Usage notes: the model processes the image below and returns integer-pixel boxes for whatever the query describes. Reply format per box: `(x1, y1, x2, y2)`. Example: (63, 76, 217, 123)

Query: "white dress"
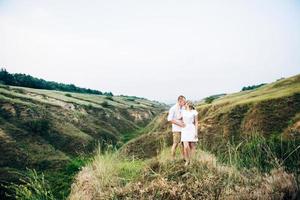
(181, 110, 198, 142)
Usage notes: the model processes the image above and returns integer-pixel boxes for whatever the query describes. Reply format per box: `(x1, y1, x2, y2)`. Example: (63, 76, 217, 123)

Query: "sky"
(0, 0, 300, 103)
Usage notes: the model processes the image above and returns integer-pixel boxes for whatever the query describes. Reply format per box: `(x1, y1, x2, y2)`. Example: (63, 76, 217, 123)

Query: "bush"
(13, 88, 25, 94)
(105, 96, 114, 101)
(0, 84, 10, 90)
(204, 96, 215, 104)
(202, 133, 300, 173)
(68, 150, 145, 199)
(104, 92, 113, 96)
(204, 94, 226, 104)
(65, 157, 90, 175)
(86, 104, 94, 109)
(101, 101, 109, 108)
(23, 118, 51, 136)
(5, 169, 55, 200)
(65, 93, 72, 97)
(241, 83, 266, 91)
(126, 98, 135, 102)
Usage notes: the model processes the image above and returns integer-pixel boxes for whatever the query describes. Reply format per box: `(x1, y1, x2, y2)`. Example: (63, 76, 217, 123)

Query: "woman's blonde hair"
(186, 100, 195, 110)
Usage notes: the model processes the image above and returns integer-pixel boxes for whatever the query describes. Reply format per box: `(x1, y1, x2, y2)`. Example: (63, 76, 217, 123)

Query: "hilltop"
(0, 84, 166, 199)
(122, 74, 300, 159)
(68, 74, 300, 199)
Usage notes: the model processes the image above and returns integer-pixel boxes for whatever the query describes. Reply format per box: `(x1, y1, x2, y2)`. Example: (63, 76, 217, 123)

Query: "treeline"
(0, 68, 113, 96)
(241, 83, 266, 91)
(204, 93, 226, 104)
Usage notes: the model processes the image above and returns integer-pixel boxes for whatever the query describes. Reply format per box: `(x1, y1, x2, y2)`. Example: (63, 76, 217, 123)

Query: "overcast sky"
(1, 0, 299, 103)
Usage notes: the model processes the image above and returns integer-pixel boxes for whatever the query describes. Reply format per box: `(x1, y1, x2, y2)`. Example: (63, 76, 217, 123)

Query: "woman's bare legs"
(183, 141, 190, 166)
(189, 142, 196, 160)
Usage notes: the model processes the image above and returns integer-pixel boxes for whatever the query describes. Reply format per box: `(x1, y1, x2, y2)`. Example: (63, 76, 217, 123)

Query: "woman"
(181, 101, 198, 166)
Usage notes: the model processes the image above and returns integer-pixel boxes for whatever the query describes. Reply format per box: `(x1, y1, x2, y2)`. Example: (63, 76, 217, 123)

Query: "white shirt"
(167, 103, 185, 132)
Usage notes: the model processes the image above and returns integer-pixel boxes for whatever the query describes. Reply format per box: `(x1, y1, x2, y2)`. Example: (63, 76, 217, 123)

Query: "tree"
(0, 68, 114, 95)
(241, 83, 266, 91)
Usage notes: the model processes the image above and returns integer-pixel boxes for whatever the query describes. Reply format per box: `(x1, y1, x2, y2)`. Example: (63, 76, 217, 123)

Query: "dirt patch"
(1, 103, 16, 117)
(283, 119, 300, 139)
(27, 92, 76, 110)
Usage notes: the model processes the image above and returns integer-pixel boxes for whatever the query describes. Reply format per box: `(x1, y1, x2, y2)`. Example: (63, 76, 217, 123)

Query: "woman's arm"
(194, 115, 198, 138)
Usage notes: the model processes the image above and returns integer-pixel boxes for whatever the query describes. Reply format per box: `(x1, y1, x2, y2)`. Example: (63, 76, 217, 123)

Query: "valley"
(0, 85, 165, 199)
(1, 74, 300, 199)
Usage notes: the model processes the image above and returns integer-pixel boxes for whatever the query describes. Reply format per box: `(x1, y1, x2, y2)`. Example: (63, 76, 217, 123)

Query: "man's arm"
(170, 119, 184, 127)
(167, 106, 184, 127)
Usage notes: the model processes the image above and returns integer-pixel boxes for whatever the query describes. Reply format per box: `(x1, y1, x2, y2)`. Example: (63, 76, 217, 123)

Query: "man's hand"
(171, 120, 185, 127)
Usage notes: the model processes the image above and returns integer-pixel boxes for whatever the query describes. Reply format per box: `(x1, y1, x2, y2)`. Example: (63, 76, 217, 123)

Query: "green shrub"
(126, 98, 135, 102)
(5, 169, 55, 200)
(65, 93, 72, 97)
(241, 83, 266, 91)
(105, 96, 114, 101)
(101, 101, 109, 108)
(87, 104, 94, 109)
(46, 157, 91, 199)
(202, 133, 300, 173)
(205, 96, 215, 104)
(23, 118, 51, 136)
(204, 94, 226, 104)
(0, 84, 10, 89)
(13, 88, 25, 94)
(66, 157, 90, 175)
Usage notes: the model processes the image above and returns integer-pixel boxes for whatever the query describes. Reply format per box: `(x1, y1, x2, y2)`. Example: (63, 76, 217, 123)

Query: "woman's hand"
(178, 120, 185, 127)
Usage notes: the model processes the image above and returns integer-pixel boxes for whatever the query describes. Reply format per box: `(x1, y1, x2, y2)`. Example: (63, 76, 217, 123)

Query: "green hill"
(197, 74, 300, 144)
(122, 74, 300, 159)
(0, 85, 165, 199)
(84, 74, 300, 199)
(3, 74, 300, 200)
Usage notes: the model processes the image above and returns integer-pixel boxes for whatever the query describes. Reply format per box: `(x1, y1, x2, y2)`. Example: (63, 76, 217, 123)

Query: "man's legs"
(171, 143, 178, 159)
(171, 132, 181, 159)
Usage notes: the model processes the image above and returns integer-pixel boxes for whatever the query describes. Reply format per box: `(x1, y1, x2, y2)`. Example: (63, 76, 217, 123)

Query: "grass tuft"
(4, 169, 55, 200)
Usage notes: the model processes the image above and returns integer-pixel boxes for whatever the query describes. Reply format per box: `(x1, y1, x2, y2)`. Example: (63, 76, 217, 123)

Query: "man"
(167, 95, 186, 160)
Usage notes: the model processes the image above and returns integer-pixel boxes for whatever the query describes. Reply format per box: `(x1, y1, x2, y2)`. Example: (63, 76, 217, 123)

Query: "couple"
(167, 95, 198, 166)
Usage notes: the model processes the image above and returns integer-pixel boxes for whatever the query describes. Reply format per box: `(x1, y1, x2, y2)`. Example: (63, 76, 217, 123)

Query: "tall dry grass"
(3, 169, 55, 200)
(69, 145, 299, 200)
(68, 147, 145, 200)
(115, 149, 298, 199)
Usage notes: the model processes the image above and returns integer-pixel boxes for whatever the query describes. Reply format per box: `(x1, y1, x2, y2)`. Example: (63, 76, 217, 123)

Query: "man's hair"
(178, 95, 186, 101)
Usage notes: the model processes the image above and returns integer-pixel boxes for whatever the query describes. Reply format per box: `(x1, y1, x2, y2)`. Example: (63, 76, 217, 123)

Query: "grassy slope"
(195, 74, 300, 146)
(69, 74, 300, 200)
(69, 147, 298, 200)
(197, 74, 300, 120)
(204, 75, 300, 109)
(0, 85, 165, 199)
(121, 74, 300, 159)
